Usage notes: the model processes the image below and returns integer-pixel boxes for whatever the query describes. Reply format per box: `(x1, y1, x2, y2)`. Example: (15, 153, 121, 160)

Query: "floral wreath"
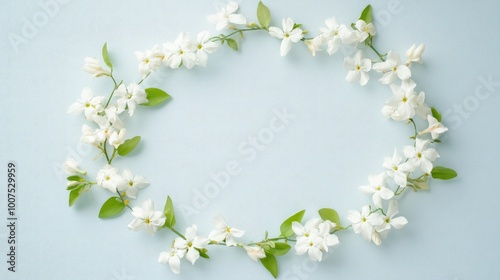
(64, 2, 458, 278)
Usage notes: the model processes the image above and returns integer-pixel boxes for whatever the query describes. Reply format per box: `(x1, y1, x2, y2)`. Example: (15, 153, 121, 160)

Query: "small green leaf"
(163, 196, 176, 228)
(98, 197, 126, 218)
(226, 38, 239, 51)
(260, 252, 278, 278)
(143, 88, 171, 106)
(280, 210, 305, 238)
(198, 249, 210, 259)
(102, 43, 113, 69)
(257, 1, 271, 29)
(66, 183, 85, 191)
(431, 166, 458, 180)
(267, 242, 291, 256)
(117, 136, 141, 156)
(67, 175, 84, 182)
(359, 5, 373, 23)
(318, 208, 341, 227)
(293, 23, 302, 29)
(431, 107, 442, 122)
(69, 188, 82, 206)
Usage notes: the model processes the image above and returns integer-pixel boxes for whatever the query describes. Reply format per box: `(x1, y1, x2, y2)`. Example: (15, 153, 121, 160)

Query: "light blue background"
(1, 0, 499, 279)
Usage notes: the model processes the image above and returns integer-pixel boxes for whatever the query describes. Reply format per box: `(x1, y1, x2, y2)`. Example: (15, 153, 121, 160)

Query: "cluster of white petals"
(292, 218, 339, 261)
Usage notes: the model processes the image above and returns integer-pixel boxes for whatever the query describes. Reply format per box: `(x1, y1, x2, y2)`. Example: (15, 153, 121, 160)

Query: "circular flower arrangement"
(65, 2, 458, 278)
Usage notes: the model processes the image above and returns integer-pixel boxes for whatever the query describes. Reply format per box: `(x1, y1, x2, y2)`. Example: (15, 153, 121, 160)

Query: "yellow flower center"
(144, 218, 151, 224)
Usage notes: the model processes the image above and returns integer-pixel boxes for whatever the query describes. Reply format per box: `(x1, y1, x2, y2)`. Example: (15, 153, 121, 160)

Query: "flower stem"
(368, 43, 386, 62)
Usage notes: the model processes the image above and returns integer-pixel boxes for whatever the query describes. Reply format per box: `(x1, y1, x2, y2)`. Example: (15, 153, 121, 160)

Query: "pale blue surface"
(0, 0, 499, 279)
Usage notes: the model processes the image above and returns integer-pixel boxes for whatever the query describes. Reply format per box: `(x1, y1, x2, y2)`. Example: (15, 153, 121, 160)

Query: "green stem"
(116, 190, 133, 210)
(168, 227, 186, 240)
(104, 75, 122, 108)
(103, 141, 111, 164)
(138, 72, 151, 85)
(368, 43, 386, 62)
(408, 118, 418, 140)
(210, 27, 263, 42)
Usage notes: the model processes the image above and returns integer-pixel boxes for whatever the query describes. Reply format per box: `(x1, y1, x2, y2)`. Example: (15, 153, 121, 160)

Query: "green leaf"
(318, 208, 341, 227)
(163, 196, 176, 228)
(359, 5, 373, 23)
(66, 183, 85, 191)
(198, 249, 210, 259)
(69, 188, 82, 207)
(226, 38, 239, 51)
(98, 197, 126, 218)
(102, 43, 113, 69)
(67, 175, 84, 182)
(267, 242, 291, 256)
(257, 1, 271, 29)
(431, 107, 442, 122)
(260, 252, 278, 278)
(431, 166, 458, 180)
(143, 88, 171, 106)
(280, 210, 305, 238)
(117, 136, 141, 156)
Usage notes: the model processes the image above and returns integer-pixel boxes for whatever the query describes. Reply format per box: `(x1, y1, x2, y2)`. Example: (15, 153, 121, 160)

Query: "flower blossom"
(195, 31, 219, 67)
(96, 165, 127, 193)
(382, 79, 418, 121)
(419, 115, 448, 140)
(354, 20, 376, 43)
(158, 248, 185, 274)
(373, 51, 411, 84)
(383, 149, 413, 188)
(174, 225, 209, 265)
(292, 218, 339, 261)
(121, 169, 148, 199)
(135, 46, 163, 77)
(344, 50, 371, 86)
(372, 200, 408, 245)
(83, 57, 110, 77)
(244, 246, 266, 262)
(359, 173, 394, 208)
(128, 199, 166, 235)
(63, 157, 87, 175)
(403, 138, 440, 173)
(208, 214, 245, 246)
(347, 205, 383, 241)
(115, 83, 148, 116)
(163, 33, 197, 69)
(406, 43, 425, 65)
(67, 87, 104, 121)
(207, 1, 246, 31)
(269, 18, 304, 57)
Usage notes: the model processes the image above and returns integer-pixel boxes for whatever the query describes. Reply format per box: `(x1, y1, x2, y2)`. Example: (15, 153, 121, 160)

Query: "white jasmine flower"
(404, 138, 440, 173)
(135, 46, 162, 77)
(92, 115, 115, 143)
(319, 17, 354, 54)
(406, 43, 425, 64)
(128, 199, 166, 235)
(244, 246, 266, 262)
(208, 214, 245, 246)
(121, 169, 149, 199)
(195, 31, 219, 67)
(383, 149, 413, 188)
(207, 1, 246, 31)
(163, 33, 197, 69)
(415, 91, 431, 119)
(67, 87, 104, 121)
(158, 248, 186, 274)
(354, 20, 376, 43)
(305, 36, 324, 56)
(293, 219, 339, 261)
(115, 83, 148, 116)
(359, 173, 394, 208)
(109, 128, 126, 149)
(80, 125, 100, 145)
(63, 157, 86, 175)
(373, 51, 411, 84)
(419, 115, 448, 140)
(104, 105, 124, 129)
(174, 225, 209, 265)
(96, 165, 127, 193)
(382, 79, 417, 121)
(83, 57, 110, 77)
(269, 18, 304, 57)
(344, 50, 371, 86)
(347, 205, 383, 241)
(377, 200, 408, 232)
